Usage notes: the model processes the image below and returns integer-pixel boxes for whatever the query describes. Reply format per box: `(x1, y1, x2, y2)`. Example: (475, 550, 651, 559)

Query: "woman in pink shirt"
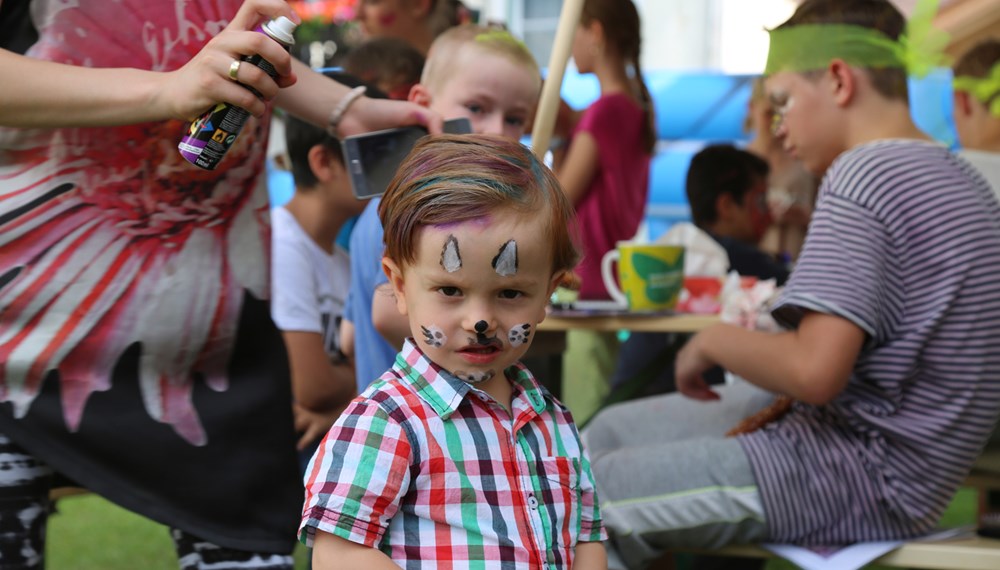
(555, 0, 655, 423)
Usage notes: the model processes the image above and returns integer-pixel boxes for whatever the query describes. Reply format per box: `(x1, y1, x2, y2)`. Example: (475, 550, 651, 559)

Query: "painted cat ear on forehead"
(441, 235, 462, 273)
(492, 240, 517, 276)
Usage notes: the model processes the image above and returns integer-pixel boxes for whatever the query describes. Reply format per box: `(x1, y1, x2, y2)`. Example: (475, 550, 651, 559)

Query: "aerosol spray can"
(178, 16, 297, 170)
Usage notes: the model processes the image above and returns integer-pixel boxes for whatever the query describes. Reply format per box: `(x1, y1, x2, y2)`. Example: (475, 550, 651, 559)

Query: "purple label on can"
(178, 102, 247, 170)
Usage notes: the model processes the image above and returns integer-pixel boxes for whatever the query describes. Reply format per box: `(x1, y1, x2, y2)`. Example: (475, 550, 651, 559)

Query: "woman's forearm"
(0, 50, 168, 127)
(273, 59, 351, 127)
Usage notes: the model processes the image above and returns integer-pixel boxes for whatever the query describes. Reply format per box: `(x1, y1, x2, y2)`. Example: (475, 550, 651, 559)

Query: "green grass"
(47, 487, 979, 569)
(46, 494, 309, 569)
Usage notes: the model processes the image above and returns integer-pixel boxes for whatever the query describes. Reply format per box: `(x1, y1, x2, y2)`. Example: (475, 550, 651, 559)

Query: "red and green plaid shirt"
(300, 340, 605, 568)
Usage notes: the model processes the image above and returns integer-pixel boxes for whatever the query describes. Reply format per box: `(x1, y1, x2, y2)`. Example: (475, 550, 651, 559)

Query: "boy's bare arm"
(282, 331, 356, 412)
(339, 319, 356, 362)
(555, 131, 600, 205)
(312, 532, 399, 570)
(572, 541, 608, 570)
(676, 311, 865, 405)
(371, 284, 410, 349)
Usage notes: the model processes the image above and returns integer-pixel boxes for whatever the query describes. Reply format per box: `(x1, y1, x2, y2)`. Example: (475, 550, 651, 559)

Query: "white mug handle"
(601, 249, 628, 306)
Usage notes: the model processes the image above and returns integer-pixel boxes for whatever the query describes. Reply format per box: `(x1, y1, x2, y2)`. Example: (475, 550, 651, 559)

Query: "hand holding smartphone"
(342, 117, 473, 199)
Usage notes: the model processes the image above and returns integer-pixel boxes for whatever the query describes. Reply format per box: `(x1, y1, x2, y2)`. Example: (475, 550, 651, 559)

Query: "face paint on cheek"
(508, 323, 532, 347)
(441, 235, 462, 273)
(750, 205, 772, 241)
(421, 325, 447, 348)
(771, 96, 795, 135)
(456, 369, 495, 384)
(492, 240, 518, 276)
(378, 12, 397, 27)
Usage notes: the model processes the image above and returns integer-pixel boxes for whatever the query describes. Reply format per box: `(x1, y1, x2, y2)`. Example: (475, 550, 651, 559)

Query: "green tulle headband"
(953, 62, 1000, 118)
(764, 0, 949, 78)
(475, 29, 530, 53)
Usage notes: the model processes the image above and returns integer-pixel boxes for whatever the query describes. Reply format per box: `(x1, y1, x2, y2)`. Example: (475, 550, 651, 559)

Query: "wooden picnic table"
(538, 310, 720, 334)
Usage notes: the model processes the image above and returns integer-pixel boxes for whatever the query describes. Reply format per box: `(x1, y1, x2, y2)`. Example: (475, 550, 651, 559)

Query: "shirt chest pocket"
(533, 456, 582, 547)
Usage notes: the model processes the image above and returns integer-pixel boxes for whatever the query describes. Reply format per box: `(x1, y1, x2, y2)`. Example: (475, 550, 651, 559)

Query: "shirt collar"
(391, 339, 550, 419)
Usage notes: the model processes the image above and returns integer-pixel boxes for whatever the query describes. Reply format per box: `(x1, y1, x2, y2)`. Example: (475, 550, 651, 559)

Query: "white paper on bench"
(761, 526, 974, 570)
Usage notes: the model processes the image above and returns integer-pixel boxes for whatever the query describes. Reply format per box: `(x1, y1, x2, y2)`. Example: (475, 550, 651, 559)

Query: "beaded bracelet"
(326, 85, 367, 137)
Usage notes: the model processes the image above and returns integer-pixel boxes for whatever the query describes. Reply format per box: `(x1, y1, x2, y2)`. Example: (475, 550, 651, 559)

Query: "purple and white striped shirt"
(741, 140, 1000, 544)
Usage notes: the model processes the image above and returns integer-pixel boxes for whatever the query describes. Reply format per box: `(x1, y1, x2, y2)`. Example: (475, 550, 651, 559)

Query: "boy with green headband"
(953, 39, 1000, 192)
(582, 1, 1000, 567)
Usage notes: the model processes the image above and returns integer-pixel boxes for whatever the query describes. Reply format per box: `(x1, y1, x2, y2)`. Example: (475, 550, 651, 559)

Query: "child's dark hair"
(581, 0, 656, 153)
(285, 73, 386, 188)
(954, 39, 1000, 78)
(686, 144, 770, 230)
(342, 38, 425, 100)
(776, 0, 908, 102)
(378, 134, 580, 275)
(428, 0, 470, 37)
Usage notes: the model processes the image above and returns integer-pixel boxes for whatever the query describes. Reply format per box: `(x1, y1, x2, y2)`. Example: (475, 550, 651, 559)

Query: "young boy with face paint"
(582, 1, 1000, 568)
(343, 25, 542, 394)
(301, 135, 607, 569)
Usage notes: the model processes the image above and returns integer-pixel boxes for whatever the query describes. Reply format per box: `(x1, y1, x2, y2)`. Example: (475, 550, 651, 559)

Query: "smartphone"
(342, 117, 473, 199)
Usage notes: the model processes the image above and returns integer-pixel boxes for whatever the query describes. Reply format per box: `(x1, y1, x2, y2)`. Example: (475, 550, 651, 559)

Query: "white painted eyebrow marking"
(441, 235, 462, 273)
(492, 240, 517, 276)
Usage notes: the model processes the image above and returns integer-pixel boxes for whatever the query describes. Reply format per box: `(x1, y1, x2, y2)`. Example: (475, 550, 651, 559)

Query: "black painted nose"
(474, 320, 488, 333)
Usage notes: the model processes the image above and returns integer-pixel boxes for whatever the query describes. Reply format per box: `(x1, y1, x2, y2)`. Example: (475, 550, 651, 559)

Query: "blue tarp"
(560, 67, 958, 239)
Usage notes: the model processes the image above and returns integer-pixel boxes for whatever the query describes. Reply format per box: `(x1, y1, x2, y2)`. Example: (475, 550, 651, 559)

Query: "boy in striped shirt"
(584, 1, 1000, 567)
(301, 135, 607, 569)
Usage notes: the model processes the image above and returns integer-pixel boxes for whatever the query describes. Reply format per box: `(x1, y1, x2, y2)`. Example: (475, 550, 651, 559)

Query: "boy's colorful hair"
(767, 0, 948, 102)
(581, 0, 656, 153)
(420, 24, 540, 94)
(342, 37, 425, 101)
(378, 134, 579, 275)
(953, 39, 1000, 118)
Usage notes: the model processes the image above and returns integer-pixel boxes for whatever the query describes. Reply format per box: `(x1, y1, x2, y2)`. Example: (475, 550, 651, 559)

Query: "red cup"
(678, 276, 724, 314)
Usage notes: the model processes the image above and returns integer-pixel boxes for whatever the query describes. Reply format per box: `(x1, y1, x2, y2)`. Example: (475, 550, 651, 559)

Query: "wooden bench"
(675, 450, 1000, 569)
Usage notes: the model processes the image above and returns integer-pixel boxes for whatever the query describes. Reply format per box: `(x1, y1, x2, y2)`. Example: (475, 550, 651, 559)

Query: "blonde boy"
(302, 135, 607, 568)
(344, 25, 542, 390)
(582, 1, 1000, 568)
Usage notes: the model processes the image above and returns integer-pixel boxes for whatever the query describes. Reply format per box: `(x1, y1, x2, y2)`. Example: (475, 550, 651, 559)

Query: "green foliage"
(294, 17, 334, 46)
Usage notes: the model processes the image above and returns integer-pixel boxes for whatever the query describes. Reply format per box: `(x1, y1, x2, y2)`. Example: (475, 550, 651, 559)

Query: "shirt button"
(528, 494, 538, 510)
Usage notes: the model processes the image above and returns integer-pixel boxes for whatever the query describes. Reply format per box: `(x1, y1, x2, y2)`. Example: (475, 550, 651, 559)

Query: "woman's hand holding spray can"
(178, 16, 297, 170)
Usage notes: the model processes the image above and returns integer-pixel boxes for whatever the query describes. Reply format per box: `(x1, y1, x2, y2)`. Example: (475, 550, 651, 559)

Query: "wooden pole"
(530, 0, 585, 159)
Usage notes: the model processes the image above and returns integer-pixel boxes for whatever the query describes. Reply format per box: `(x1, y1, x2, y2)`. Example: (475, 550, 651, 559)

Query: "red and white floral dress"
(0, 0, 300, 553)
